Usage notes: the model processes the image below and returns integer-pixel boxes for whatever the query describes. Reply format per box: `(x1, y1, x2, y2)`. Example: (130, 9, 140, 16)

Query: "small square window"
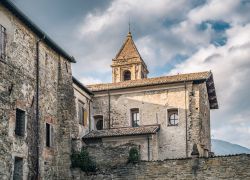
(15, 109, 25, 136)
(168, 109, 178, 126)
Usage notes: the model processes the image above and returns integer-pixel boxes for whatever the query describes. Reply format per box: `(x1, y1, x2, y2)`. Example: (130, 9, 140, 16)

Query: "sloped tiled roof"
(87, 71, 211, 92)
(114, 32, 142, 60)
(83, 125, 160, 139)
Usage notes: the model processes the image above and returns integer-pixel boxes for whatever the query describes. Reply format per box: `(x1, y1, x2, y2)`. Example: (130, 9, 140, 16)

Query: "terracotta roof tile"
(83, 125, 160, 139)
(87, 71, 211, 91)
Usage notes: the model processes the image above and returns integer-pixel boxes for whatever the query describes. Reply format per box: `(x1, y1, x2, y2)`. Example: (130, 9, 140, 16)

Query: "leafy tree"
(71, 149, 96, 172)
(128, 147, 140, 164)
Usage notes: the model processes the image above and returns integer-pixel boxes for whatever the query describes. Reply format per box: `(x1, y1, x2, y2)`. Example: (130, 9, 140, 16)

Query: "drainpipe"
(147, 135, 150, 161)
(88, 98, 91, 131)
(185, 81, 188, 157)
(108, 88, 111, 129)
(35, 35, 45, 180)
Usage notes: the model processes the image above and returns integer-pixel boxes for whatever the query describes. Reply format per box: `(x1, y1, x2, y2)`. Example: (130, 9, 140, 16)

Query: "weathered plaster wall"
(72, 154, 250, 180)
(73, 84, 91, 138)
(91, 81, 211, 160)
(101, 134, 158, 161)
(92, 83, 191, 159)
(0, 4, 76, 180)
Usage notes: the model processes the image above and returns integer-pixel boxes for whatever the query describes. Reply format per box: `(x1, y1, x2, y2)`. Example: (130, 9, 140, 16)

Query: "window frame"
(131, 108, 140, 127)
(167, 109, 179, 126)
(13, 156, 23, 180)
(94, 115, 103, 130)
(15, 108, 26, 137)
(78, 100, 86, 126)
(0, 24, 6, 60)
(45, 123, 53, 148)
(123, 70, 131, 81)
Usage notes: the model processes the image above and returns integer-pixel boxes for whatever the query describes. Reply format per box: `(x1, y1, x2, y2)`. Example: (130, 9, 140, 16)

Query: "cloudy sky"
(11, 0, 250, 148)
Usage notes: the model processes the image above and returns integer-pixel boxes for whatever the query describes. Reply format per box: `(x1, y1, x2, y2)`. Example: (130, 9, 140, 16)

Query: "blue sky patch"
(150, 54, 189, 77)
(199, 20, 231, 32)
(198, 20, 230, 46)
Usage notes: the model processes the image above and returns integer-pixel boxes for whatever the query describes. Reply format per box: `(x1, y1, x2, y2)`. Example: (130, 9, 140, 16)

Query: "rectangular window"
(15, 109, 25, 136)
(0, 25, 6, 60)
(78, 101, 86, 126)
(46, 123, 53, 147)
(131, 108, 140, 127)
(13, 157, 23, 180)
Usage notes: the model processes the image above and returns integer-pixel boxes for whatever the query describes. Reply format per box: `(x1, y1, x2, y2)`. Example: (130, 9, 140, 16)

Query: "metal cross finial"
(128, 18, 132, 36)
(129, 19, 131, 33)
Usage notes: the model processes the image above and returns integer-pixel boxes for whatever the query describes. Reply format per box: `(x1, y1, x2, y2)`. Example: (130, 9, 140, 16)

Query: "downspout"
(35, 35, 45, 180)
(147, 135, 150, 161)
(88, 98, 91, 131)
(108, 88, 111, 129)
(185, 81, 188, 157)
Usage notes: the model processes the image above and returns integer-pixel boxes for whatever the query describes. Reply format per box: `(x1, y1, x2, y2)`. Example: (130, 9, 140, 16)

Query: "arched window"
(94, 115, 103, 130)
(168, 109, 179, 126)
(96, 120, 103, 130)
(123, 70, 131, 81)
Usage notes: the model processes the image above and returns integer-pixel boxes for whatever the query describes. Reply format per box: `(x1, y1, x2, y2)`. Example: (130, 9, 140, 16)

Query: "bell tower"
(111, 31, 149, 83)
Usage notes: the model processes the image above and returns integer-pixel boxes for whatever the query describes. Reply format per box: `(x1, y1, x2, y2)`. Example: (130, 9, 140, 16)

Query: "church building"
(81, 31, 218, 160)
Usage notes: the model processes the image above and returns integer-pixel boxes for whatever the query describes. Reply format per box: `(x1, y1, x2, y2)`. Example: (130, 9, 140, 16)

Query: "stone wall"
(72, 154, 250, 180)
(0, 4, 76, 180)
(83, 143, 138, 169)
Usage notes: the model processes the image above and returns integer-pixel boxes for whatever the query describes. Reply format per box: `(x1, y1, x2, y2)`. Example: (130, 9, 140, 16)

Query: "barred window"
(0, 25, 6, 60)
(13, 157, 23, 180)
(15, 109, 25, 136)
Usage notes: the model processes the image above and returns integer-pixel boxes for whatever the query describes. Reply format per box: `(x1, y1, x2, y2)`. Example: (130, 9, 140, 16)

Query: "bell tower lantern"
(111, 31, 149, 83)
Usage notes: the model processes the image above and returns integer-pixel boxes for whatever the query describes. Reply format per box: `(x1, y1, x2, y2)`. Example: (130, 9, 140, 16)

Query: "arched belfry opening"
(123, 70, 131, 81)
(111, 31, 149, 83)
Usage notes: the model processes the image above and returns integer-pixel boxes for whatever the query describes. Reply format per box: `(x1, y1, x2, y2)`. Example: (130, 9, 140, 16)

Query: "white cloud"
(188, 0, 239, 23)
(79, 76, 102, 85)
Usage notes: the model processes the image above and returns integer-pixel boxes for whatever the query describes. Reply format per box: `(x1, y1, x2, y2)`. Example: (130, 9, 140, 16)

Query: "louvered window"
(0, 25, 6, 60)
(15, 109, 25, 136)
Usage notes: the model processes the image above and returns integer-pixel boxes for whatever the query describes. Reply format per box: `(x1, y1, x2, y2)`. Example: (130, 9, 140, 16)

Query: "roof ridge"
(87, 71, 210, 87)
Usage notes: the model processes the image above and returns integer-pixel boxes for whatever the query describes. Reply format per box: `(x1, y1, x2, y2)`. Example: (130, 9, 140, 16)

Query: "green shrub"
(71, 149, 96, 172)
(128, 147, 140, 164)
